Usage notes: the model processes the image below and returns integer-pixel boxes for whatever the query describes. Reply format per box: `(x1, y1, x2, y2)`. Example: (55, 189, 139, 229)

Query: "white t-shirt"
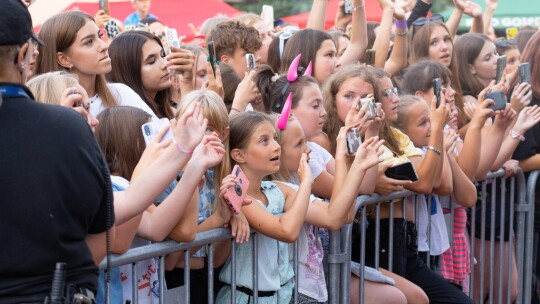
(89, 83, 157, 119)
(307, 141, 333, 180)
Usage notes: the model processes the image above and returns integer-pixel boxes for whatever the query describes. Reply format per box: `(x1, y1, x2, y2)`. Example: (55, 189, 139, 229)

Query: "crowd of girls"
(22, 0, 540, 302)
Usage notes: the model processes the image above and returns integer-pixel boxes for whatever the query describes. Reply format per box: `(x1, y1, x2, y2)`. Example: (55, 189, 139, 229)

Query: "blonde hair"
(392, 95, 425, 133)
(26, 71, 79, 105)
(175, 89, 231, 203)
(271, 114, 298, 182)
(235, 13, 263, 27)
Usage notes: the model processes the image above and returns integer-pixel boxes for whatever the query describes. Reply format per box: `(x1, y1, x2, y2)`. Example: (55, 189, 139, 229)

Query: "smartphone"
(495, 55, 507, 83)
(485, 90, 507, 111)
(245, 53, 256, 72)
(125, 25, 136, 32)
(104, 20, 120, 40)
(346, 128, 362, 155)
(506, 27, 518, 39)
(165, 28, 181, 50)
(207, 41, 217, 77)
(385, 162, 418, 182)
(99, 0, 109, 13)
(261, 5, 274, 26)
(519, 63, 531, 84)
(343, 0, 353, 14)
(358, 96, 377, 119)
(141, 118, 174, 145)
(224, 165, 250, 214)
(432, 78, 442, 108)
(364, 49, 376, 66)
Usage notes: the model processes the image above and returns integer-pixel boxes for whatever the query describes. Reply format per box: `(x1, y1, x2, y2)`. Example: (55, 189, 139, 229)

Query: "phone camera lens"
(144, 126, 151, 136)
(235, 184, 242, 196)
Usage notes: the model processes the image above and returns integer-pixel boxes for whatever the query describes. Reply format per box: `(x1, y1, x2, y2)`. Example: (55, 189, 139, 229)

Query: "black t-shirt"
(513, 97, 540, 229)
(0, 84, 114, 297)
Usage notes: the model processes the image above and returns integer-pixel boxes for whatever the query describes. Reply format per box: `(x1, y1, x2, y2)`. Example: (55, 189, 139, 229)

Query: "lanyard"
(0, 85, 30, 98)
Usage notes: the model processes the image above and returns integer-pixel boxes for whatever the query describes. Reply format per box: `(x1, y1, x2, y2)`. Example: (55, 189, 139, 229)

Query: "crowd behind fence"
(99, 169, 538, 304)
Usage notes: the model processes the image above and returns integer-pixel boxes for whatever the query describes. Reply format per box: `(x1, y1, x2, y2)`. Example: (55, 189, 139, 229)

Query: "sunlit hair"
(26, 71, 78, 105)
(455, 33, 493, 98)
(37, 11, 117, 108)
(235, 13, 263, 27)
(180, 44, 209, 89)
(322, 65, 403, 157)
(392, 95, 425, 133)
(175, 89, 231, 194)
(95, 106, 151, 181)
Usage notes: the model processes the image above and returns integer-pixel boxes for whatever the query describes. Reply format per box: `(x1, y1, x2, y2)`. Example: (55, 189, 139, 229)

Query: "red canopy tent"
(280, 0, 384, 29)
(30, 0, 241, 38)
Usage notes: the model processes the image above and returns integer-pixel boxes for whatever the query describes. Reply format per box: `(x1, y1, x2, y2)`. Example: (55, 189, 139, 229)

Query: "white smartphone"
(141, 118, 174, 145)
(261, 5, 274, 26)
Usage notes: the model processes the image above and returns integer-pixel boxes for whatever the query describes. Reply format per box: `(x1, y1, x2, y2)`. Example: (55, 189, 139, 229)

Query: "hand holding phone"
(358, 96, 377, 119)
(224, 165, 250, 214)
(346, 128, 362, 155)
(519, 63, 531, 84)
(496, 55, 507, 83)
(485, 90, 507, 111)
(99, 0, 109, 14)
(385, 162, 418, 182)
(432, 78, 442, 108)
(141, 118, 174, 145)
(343, 0, 353, 14)
(207, 41, 217, 77)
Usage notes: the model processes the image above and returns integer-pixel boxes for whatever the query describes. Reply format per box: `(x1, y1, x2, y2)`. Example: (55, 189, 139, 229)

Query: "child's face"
(428, 25, 453, 68)
(503, 48, 521, 77)
(335, 76, 374, 123)
(291, 82, 326, 140)
(194, 53, 208, 90)
(314, 39, 337, 84)
(404, 101, 431, 148)
(280, 119, 310, 173)
(379, 76, 399, 122)
(471, 41, 498, 86)
(243, 121, 281, 175)
(140, 39, 171, 94)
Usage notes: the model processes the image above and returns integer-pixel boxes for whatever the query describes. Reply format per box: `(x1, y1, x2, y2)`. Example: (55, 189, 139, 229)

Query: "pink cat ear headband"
(276, 54, 312, 130)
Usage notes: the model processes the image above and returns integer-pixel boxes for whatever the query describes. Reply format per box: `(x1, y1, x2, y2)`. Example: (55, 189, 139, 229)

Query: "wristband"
(174, 140, 193, 155)
(353, 3, 365, 11)
(510, 130, 525, 142)
(394, 19, 408, 30)
(425, 146, 441, 155)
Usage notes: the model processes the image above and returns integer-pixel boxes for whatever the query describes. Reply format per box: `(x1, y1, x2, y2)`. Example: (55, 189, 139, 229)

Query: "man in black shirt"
(0, 0, 113, 302)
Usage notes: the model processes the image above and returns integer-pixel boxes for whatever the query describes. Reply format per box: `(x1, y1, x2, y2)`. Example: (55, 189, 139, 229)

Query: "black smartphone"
(364, 49, 376, 66)
(432, 78, 442, 108)
(496, 55, 507, 83)
(207, 41, 216, 77)
(485, 90, 507, 111)
(385, 162, 418, 182)
(99, 0, 109, 13)
(519, 63, 531, 84)
(346, 128, 361, 155)
(342, 0, 353, 14)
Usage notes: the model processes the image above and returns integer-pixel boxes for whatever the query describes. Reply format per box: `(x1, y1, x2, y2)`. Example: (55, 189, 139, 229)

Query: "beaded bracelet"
(174, 141, 193, 155)
(425, 146, 441, 155)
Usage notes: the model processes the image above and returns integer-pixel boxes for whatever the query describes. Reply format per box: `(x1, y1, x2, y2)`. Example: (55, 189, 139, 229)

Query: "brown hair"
(366, 22, 380, 50)
(95, 106, 151, 180)
(209, 20, 262, 60)
(401, 60, 452, 95)
(107, 31, 174, 119)
(516, 29, 536, 53)
(181, 44, 209, 89)
(229, 111, 274, 166)
(520, 31, 540, 100)
(455, 33, 493, 97)
(392, 95, 425, 133)
(220, 62, 242, 110)
(408, 21, 465, 126)
(36, 11, 117, 108)
(0, 45, 19, 76)
(322, 65, 404, 156)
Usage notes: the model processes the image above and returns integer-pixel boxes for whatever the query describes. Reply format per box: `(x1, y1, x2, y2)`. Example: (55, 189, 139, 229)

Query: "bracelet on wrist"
(174, 140, 194, 155)
(395, 29, 408, 36)
(230, 108, 241, 113)
(394, 19, 408, 30)
(425, 145, 441, 155)
(353, 3, 365, 11)
(510, 130, 525, 141)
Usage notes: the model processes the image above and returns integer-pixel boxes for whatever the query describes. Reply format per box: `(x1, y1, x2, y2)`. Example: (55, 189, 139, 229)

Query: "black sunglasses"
(412, 14, 444, 27)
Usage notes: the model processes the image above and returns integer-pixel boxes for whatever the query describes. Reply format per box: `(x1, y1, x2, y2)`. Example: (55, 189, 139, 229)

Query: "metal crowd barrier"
(99, 168, 536, 304)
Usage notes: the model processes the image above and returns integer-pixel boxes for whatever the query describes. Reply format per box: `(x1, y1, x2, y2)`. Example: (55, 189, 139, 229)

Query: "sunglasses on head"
(412, 14, 444, 27)
(495, 39, 516, 48)
(278, 31, 294, 60)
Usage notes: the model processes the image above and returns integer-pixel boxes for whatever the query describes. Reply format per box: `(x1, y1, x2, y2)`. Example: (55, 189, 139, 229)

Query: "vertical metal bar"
(252, 233, 258, 304)
(515, 173, 526, 304)
(231, 239, 236, 304)
(427, 195, 432, 269)
(507, 176, 515, 304)
(184, 249, 190, 304)
(374, 203, 380, 269)
(132, 262, 138, 304)
(470, 186, 477, 300)
(489, 178, 496, 304)
(207, 244, 214, 304)
(159, 256, 165, 304)
(497, 178, 506, 304)
(524, 171, 538, 304)
(360, 207, 367, 304)
(294, 239, 299, 304)
(341, 223, 352, 304)
(479, 180, 487, 303)
(388, 201, 394, 272)
(329, 229, 341, 303)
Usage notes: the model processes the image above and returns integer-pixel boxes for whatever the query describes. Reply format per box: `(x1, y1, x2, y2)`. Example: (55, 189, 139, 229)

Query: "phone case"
(343, 0, 353, 14)
(519, 63, 531, 84)
(385, 162, 418, 182)
(485, 90, 507, 111)
(496, 55, 507, 83)
(99, 0, 109, 13)
(261, 5, 274, 25)
(432, 78, 442, 108)
(224, 165, 250, 214)
(359, 97, 377, 119)
(141, 118, 174, 145)
(346, 128, 361, 155)
(207, 41, 216, 76)
(245, 53, 256, 72)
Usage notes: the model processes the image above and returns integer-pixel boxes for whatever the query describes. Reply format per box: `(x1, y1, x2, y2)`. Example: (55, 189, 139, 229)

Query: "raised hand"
(463, 1, 483, 17)
(190, 133, 225, 169)
(510, 82, 532, 113)
(335, 126, 351, 160)
(443, 128, 459, 155)
(345, 98, 370, 135)
(297, 153, 313, 186)
(513, 105, 540, 135)
(375, 162, 412, 195)
(355, 136, 385, 170)
(94, 10, 111, 28)
(334, 1, 353, 31)
(203, 61, 224, 99)
(167, 46, 195, 79)
(228, 212, 251, 243)
(485, 0, 498, 11)
(470, 88, 495, 128)
(493, 104, 516, 130)
(132, 125, 174, 179)
(430, 91, 450, 128)
(231, 71, 257, 112)
(173, 101, 208, 153)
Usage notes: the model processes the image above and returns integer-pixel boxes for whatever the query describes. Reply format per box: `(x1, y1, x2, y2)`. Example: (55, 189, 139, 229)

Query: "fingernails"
(206, 56, 210, 62)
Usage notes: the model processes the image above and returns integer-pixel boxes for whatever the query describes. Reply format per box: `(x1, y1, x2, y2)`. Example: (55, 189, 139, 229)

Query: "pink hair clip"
(304, 61, 312, 77)
(277, 92, 292, 130)
(287, 54, 301, 82)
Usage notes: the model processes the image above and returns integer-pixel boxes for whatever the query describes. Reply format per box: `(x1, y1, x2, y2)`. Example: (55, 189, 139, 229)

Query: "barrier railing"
(99, 168, 536, 304)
